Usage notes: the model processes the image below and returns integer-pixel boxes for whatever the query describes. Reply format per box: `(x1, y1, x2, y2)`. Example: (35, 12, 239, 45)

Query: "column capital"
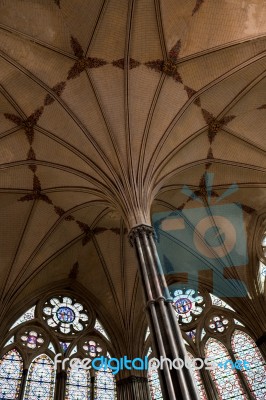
(128, 224, 154, 246)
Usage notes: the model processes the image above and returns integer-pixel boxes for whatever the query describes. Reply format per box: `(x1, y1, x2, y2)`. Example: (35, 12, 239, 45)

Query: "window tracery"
(147, 288, 266, 400)
(0, 293, 117, 400)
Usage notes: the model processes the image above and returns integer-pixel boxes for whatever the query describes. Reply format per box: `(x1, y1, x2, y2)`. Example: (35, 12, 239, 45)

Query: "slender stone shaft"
(129, 224, 200, 400)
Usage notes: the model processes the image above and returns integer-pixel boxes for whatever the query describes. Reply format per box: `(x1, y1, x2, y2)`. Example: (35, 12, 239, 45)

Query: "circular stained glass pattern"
(172, 289, 204, 324)
(175, 298, 192, 313)
(208, 315, 229, 333)
(21, 331, 44, 349)
(83, 340, 103, 358)
(57, 307, 75, 323)
(43, 296, 89, 334)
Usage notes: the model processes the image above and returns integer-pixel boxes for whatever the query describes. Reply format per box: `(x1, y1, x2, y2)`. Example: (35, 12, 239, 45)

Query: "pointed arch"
(23, 354, 55, 400)
(204, 338, 246, 399)
(65, 359, 91, 400)
(231, 330, 266, 398)
(0, 349, 23, 399)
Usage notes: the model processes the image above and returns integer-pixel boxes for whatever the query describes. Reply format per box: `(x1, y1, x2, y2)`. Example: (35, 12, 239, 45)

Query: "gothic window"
(65, 361, 90, 400)
(95, 368, 117, 399)
(204, 338, 247, 399)
(23, 354, 55, 400)
(0, 349, 23, 399)
(231, 330, 266, 399)
(1, 293, 117, 400)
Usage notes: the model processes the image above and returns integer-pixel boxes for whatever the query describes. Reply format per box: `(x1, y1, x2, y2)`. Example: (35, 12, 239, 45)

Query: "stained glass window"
(94, 319, 109, 340)
(83, 340, 102, 358)
(231, 330, 266, 399)
(208, 315, 229, 333)
(186, 329, 196, 342)
(95, 368, 116, 399)
(24, 354, 55, 400)
(172, 289, 204, 323)
(148, 360, 163, 400)
(60, 342, 71, 354)
(210, 294, 235, 311)
(20, 330, 44, 349)
(259, 261, 266, 287)
(4, 337, 14, 348)
(43, 296, 88, 334)
(48, 343, 56, 354)
(69, 346, 78, 357)
(65, 360, 90, 400)
(145, 327, 150, 341)
(10, 306, 36, 330)
(0, 349, 23, 399)
(187, 352, 207, 400)
(205, 338, 247, 399)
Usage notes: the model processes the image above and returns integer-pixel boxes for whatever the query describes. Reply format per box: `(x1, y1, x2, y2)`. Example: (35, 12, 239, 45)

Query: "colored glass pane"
(43, 297, 88, 334)
(205, 338, 247, 399)
(232, 330, 266, 399)
(172, 289, 203, 323)
(210, 294, 235, 311)
(10, 307, 36, 330)
(148, 362, 163, 400)
(187, 353, 208, 399)
(57, 307, 75, 323)
(24, 354, 55, 400)
(0, 349, 23, 399)
(94, 319, 109, 340)
(65, 361, 90, 400)
(95, 368, 116, 399)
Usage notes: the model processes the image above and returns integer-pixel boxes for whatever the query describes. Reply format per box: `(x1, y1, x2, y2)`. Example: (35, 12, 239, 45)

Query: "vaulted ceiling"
(0, 0, 265, 354)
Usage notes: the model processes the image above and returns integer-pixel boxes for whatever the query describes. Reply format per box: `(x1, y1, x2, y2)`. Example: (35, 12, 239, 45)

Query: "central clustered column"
(129, 224, 200, 400)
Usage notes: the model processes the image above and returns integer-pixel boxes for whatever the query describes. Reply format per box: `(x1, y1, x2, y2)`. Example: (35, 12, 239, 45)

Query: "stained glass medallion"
(208, 315, 229, 333)
(43, 296, 89, 334)
(0, 349, 23, 399)
(172, 289, 204, 323)
(20, 330, 44, 349)
(83, 340, 102, 358)
(24, 354, 55, 400)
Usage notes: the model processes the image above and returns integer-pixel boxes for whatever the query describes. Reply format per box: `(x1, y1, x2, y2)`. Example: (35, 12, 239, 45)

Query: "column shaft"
(129, 225, 200, 400)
